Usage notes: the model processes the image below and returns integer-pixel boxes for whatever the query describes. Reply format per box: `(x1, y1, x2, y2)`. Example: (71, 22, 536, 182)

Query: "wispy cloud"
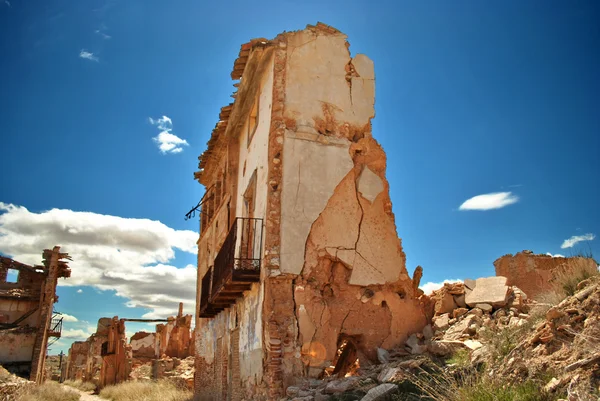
(95, 29, 111, 40)
(561, 233, 596, 249)
(419, 279, 463, 295)
(149, 116, 189, 154)
(79, 49, 99, 62)
(459, 192, 519, 211)
(4, 1, 11, 7)
(77, 289, 83, 293)
(546, 252, 565, 258)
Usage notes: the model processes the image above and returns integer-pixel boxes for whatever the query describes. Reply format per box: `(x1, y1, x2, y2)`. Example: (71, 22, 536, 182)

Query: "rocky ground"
(0, 366, 32, 401)
(130, 356, 194, 390)
(282, 275, 600, 401)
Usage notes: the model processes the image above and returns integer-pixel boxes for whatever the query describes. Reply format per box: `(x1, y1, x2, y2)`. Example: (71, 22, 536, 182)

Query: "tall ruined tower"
(193, 23, 426, 400)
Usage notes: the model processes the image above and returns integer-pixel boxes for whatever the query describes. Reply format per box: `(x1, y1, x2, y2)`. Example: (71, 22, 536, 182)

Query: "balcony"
(48, 316, 63, 338)
(199, 217, 263, 318)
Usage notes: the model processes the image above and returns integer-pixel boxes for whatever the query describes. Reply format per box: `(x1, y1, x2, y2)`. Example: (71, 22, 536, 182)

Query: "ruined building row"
(192, 23, 428, 400)
(0, 247, 71, 383)
(61, 303, 193, 388)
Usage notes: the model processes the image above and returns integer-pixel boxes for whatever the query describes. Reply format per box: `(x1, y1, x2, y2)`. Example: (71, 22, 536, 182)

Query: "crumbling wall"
(131, 332, 156, 360)
(65, 341, 90, 381)
(99, 317, 132, 388)
(494, 251, 599, 300)
(267, 23, 427, 384)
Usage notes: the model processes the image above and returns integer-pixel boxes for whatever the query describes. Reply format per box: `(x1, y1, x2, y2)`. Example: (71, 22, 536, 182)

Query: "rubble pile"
(0, 366, 33, 400)
(497, 275, 600, 398)
(152, 356, 195, 390)
(281, 274, 600, 400)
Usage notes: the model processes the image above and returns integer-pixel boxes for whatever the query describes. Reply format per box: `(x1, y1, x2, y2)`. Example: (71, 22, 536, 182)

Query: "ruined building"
(193, 23, 427, 400)
(62, 304, 193, 387)
(0, 247, 71, 383)
(494, 250, 599, 300)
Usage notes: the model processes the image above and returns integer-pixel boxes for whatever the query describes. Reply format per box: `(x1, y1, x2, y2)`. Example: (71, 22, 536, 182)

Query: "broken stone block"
(432, 314, 450, 331)
(475, 303, 493, 313)
(454, 294, 467, 308)
(377, 347, 390, 364)
(464, 279, 476, 291)
(405, 334, 426, 355)
(435, 292, 457, 315)
(465, 277, 511, 308)
(323, 377, 360, 394)
(360, 383, 398, 401)
(453, 308, 468, 319)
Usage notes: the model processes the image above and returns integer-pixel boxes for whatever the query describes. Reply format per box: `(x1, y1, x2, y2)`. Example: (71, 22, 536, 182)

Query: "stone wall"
(494, 250, 599, 300)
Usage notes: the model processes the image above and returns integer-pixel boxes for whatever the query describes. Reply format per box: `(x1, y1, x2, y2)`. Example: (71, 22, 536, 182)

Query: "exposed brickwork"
(230, 328, 241, 401)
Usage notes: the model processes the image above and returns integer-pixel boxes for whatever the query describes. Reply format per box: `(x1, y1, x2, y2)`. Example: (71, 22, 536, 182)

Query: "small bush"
(63, 379, 97, 392)
(16, 381, 80, 401)
(99, 379, 193, 401)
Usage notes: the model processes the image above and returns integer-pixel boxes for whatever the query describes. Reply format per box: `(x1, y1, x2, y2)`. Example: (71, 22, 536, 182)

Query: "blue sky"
(1, 1, 599, 353)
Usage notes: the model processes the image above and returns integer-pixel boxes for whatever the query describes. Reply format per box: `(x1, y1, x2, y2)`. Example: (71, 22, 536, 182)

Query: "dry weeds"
(15, 381, 81, 401)
(98, 379, 193, 401)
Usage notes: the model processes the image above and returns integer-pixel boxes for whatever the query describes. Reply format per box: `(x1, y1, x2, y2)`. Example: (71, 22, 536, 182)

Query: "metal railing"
(210, 217, 263, 300)
(48, 317, 63, 338)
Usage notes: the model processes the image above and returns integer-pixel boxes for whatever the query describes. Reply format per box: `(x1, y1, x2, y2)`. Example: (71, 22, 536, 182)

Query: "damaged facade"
(193, 23, 427, 400)
(0, 247, 71, 383)
(494, 250, 599, 300)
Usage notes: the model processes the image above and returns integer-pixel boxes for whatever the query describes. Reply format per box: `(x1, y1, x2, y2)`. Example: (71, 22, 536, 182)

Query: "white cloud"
(561, 233, 596, 249)
(95, 30, 111, 39)
(60, 313, 79, 322)
(77, 289, 83, 293)
(79, 50, 99, 62)
(459, 192, 519, 211)
(61, 328, 91, 339)
(0, 202, 198, 319)
(149, 116, 189, 154)
(546, 252, 565, 258)
(419, 279, 463, 295)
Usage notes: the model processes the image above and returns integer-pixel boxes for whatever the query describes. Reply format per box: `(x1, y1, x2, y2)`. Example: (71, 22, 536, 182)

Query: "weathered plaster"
(280, 132, 354, 275)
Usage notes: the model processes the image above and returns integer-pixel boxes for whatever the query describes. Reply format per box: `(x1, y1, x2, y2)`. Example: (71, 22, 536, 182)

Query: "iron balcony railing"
(210, 217, 263, 301)
(48, 317, 63, 338)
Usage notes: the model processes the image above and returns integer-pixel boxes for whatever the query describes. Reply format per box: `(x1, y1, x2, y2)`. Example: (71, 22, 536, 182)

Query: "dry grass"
(549, 257, 599, 299)
(63, 378, 97, 392)
(99, 379, 193, 401)
(15, 381, 81, 401)
(401, 367, 556, 401)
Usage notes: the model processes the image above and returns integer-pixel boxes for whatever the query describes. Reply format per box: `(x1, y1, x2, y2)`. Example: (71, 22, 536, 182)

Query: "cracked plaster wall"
(276, 26, 427, 376)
